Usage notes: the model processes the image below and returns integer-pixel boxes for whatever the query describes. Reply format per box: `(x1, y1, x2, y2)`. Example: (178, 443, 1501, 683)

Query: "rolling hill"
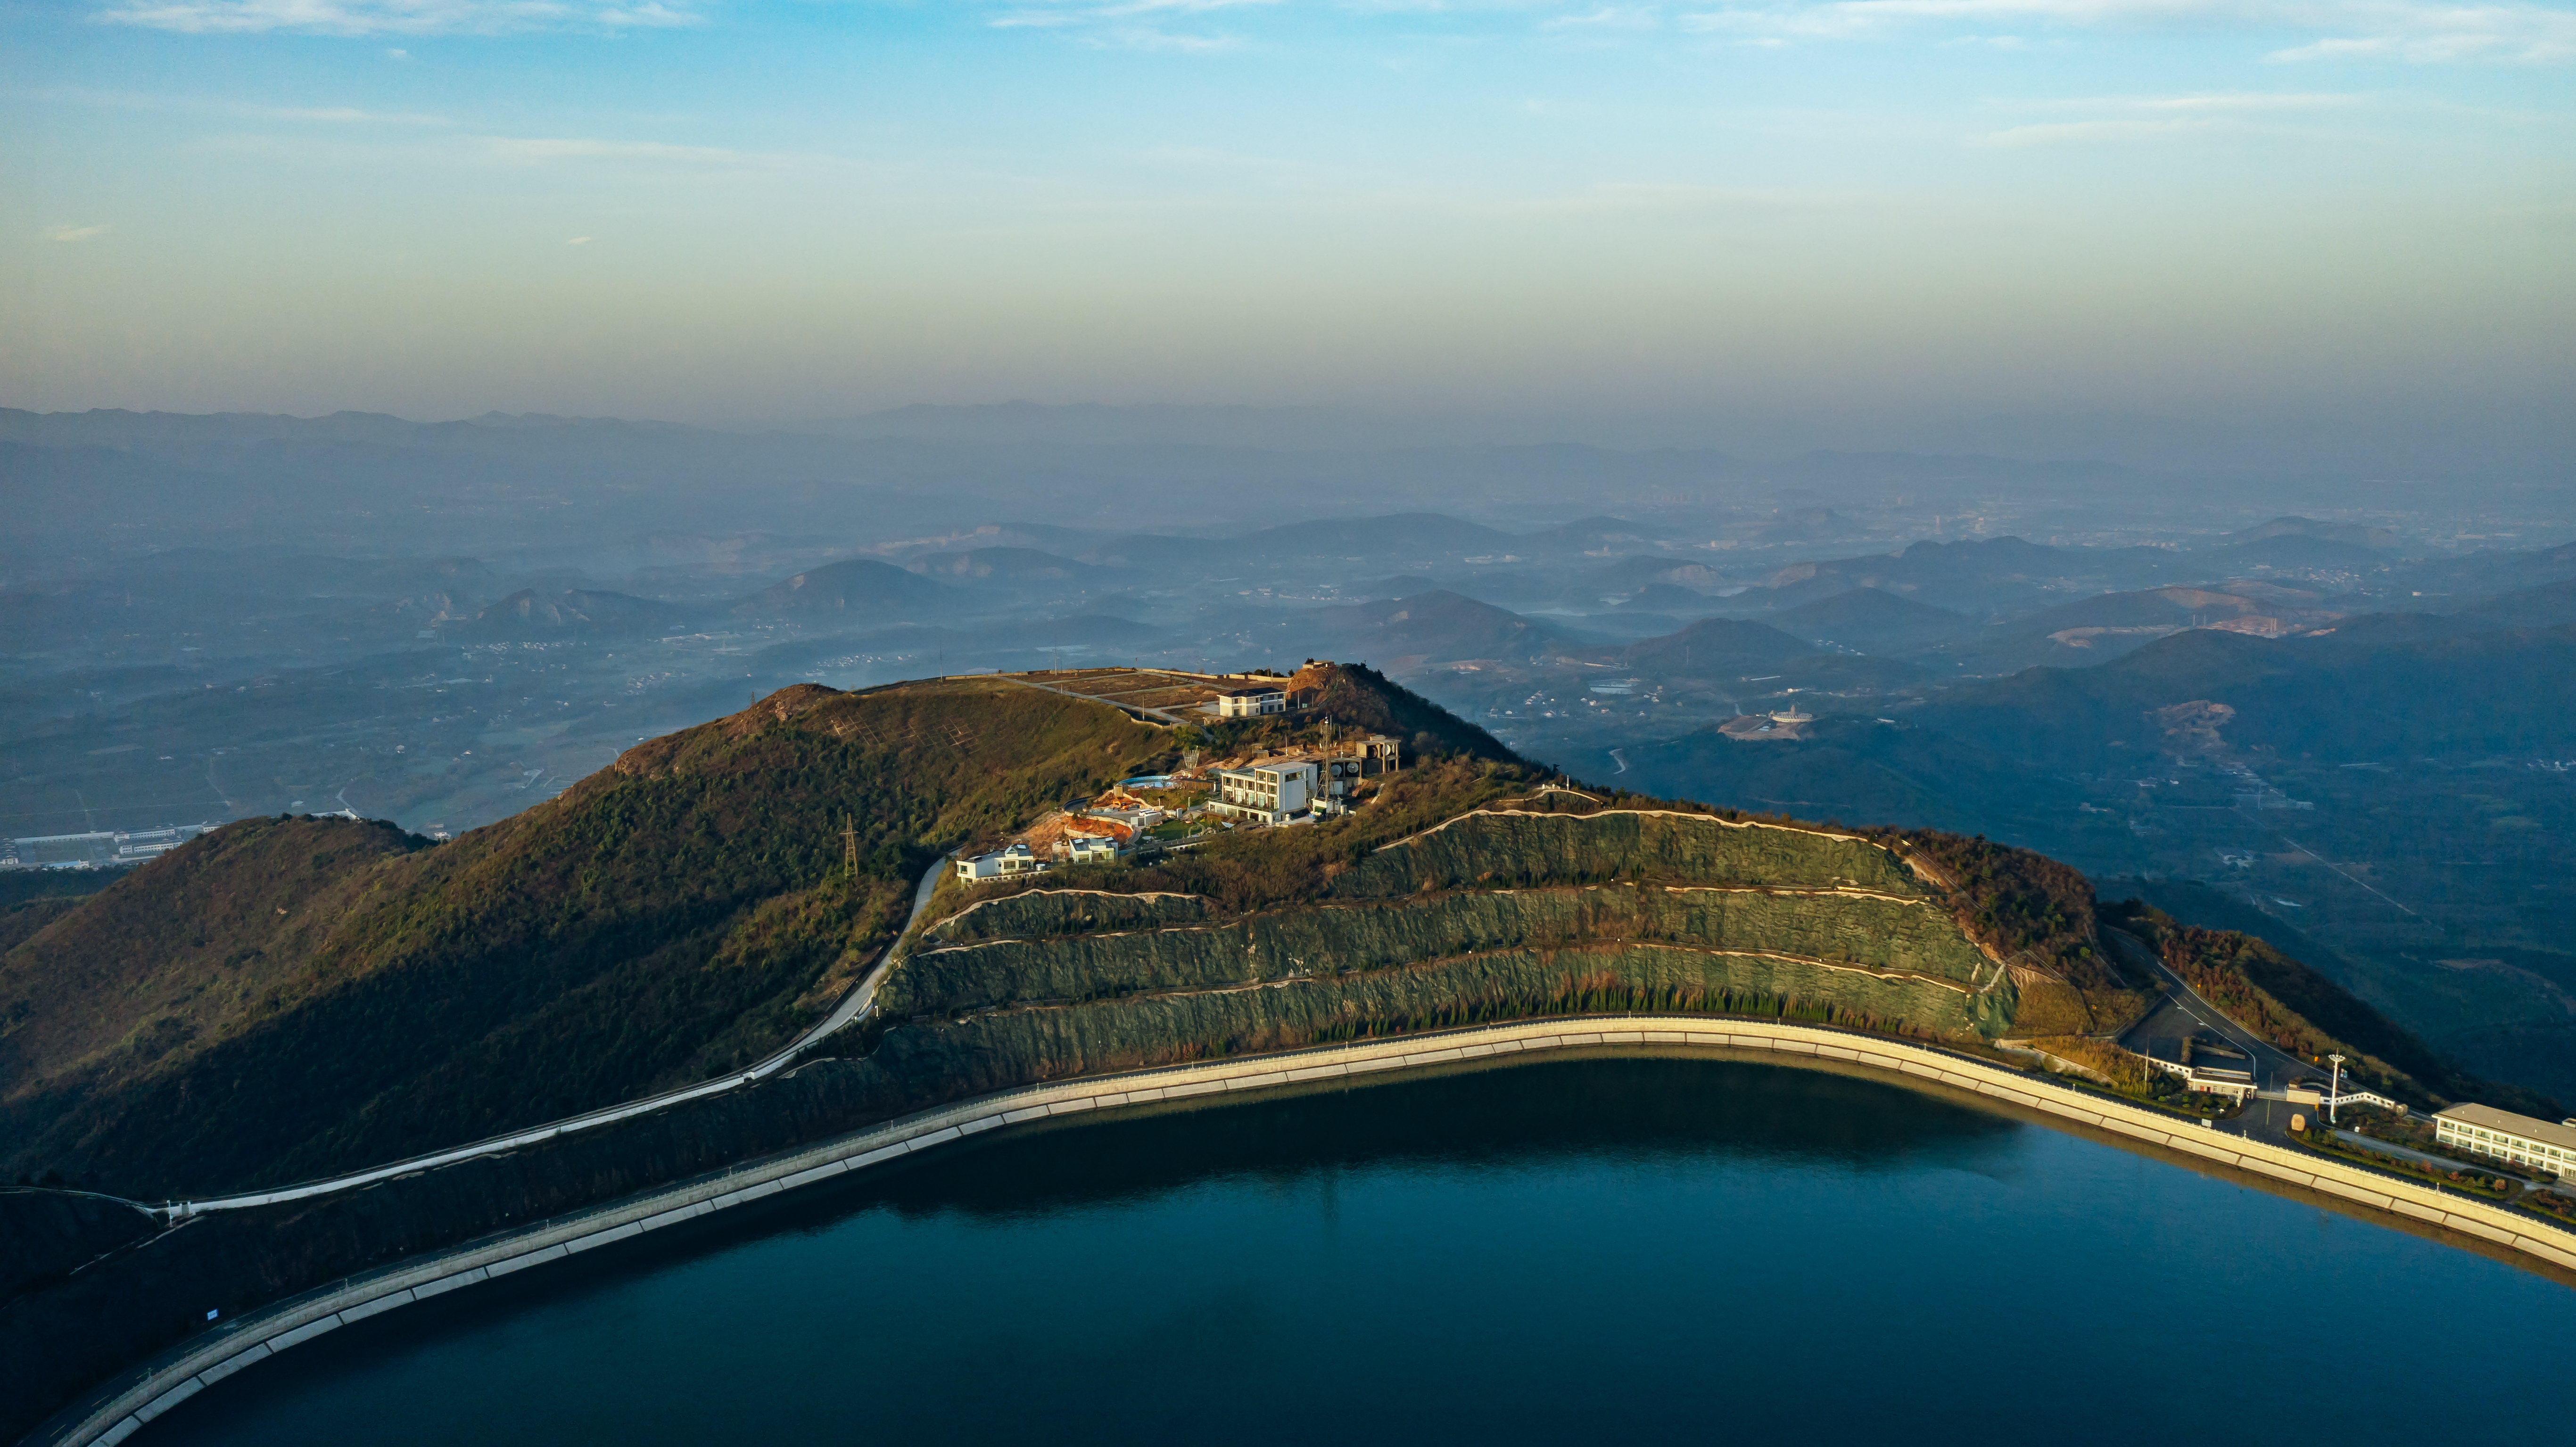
(1915, 619, 2576, 770)
(0, 680, 1168, 1196)
(1765, 587, 1973, 655)
(732, 559, 949, 619)
(1310, 590, 1591, 666)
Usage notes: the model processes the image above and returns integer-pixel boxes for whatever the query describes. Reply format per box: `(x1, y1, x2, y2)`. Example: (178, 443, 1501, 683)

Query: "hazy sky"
(4, 1, 2571, 432)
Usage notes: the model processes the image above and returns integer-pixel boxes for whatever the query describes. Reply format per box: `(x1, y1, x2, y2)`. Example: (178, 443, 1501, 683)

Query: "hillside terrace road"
(151, 853, 954, 1221)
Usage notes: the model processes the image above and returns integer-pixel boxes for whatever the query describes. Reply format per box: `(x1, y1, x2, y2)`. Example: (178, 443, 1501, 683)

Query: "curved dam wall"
(12, 808, 2017, 1440)
(42, 1015, 2576, 1447)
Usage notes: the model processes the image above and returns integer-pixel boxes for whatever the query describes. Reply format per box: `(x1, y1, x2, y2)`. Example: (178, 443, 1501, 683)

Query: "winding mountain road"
(154, 854, 954, 1221)
(2105, 926, 2316, 1091)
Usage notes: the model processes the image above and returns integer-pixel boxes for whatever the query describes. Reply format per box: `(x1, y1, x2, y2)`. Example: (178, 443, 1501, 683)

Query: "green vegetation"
(0, 897, 83, 957)
(4, 664, 2280, 1207)
(0, 680, 1168, 1196)
(2020, 1035, 2154, 1090)
(1900, 832, 2102, 985)
(0, 869, 125, 911)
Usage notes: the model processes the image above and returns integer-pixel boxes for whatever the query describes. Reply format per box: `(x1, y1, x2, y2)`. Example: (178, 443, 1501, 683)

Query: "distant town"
(0, 820, 233, 872)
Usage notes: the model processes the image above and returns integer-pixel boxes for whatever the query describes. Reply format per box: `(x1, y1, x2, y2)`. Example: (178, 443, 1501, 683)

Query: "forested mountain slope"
(5, 662, 2511, 1216)
(0, 680, 1166, 1196)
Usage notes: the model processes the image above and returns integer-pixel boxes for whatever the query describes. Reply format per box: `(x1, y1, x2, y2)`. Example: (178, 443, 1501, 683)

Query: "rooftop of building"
(2436, 1102, 2576, 1151)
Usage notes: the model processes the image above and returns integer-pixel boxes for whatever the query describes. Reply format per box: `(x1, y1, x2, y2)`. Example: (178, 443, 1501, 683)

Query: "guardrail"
(38, 1011, 2576, 1447)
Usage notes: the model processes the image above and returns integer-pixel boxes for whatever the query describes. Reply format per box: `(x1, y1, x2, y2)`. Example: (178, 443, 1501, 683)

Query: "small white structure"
(956, 843, 1046, 882)
(1211, 760, 1319, 824)
(1209, 687, 1288, 719)
(2435, 1103, 2576, 1178)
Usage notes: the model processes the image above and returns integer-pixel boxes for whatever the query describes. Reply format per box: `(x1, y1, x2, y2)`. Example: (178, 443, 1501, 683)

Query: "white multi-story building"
(1211, 760, 1319, 824)
(2435, 1103, 2576, 1178)
(955, 843, 1046, 882)
(1209, 687, 1288, 719)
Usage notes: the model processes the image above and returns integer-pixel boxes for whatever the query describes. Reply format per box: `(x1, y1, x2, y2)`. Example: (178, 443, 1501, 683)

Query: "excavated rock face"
(876, 807, 2017, 1088)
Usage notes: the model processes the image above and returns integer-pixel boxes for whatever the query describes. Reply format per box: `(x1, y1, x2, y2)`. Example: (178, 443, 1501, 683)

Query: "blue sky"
(4, 1, 2570, 430)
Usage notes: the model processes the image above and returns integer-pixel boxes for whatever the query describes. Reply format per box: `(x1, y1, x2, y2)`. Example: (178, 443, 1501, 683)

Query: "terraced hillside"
(857, 802, 2017, 1108)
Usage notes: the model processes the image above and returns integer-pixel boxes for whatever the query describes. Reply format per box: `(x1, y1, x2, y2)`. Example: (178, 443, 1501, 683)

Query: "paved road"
(2105, 926, 2334, 1147)
(779, 849, 950, 1054)
(2105, 927, 2317, 1092)
(157, 853, 955, 1220)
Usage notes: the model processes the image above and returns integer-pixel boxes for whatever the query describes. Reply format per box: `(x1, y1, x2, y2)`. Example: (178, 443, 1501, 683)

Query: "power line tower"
(842, 814, 859, 879)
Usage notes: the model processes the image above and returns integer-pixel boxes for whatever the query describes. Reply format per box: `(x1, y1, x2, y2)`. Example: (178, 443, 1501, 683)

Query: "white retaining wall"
(47, 1017, 2576, 1446)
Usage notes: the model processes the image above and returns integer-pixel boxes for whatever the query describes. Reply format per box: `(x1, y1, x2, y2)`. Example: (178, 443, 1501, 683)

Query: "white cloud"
(95, 0, 701, 36)
(484, 135, 787, 167)
(566, 234, 595, 243)
(1544, 5, 1664, 27)
(1975, 89, 2364, 142)
(2268, 13, 2575, 61)
(1529, 181, 1877, 212)
(597, 1, 694, 26)
(46, 223, 112, 242)
(250, 102, 454, 123)
(990, 0, 1279, 49)
(1978, 115, 2219, 144)
(2035, 90, 2361, 110)
(1676, 0, 2576, 62)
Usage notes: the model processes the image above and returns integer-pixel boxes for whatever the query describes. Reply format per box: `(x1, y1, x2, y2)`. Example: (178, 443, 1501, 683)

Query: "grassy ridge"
(1, 680, 1167, 1197)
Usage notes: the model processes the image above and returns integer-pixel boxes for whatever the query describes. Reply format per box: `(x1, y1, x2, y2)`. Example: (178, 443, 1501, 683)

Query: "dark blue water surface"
(149, 1057, 2573, 1445)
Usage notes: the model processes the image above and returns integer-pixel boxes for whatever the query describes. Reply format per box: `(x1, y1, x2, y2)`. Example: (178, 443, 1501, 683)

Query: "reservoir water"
(147, 1056, 2573, 1445)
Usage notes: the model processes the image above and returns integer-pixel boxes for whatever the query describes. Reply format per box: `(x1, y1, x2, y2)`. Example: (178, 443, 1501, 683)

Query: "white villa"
(956, 843, 1046, 882)
(1211, 760, 1320, 824)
